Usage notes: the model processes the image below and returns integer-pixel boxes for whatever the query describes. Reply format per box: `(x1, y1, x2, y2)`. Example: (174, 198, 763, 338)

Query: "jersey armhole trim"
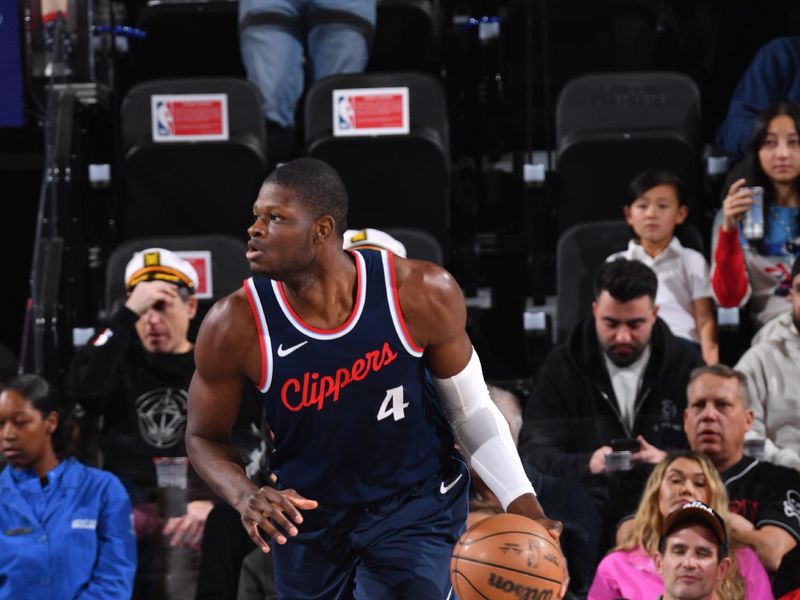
(244, 278, 272, 393)
(384, 251, 424, 356)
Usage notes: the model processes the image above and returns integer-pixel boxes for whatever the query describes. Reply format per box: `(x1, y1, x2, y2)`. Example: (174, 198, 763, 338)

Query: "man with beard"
(735, 257, 800, 472)
(519, 258, 702, 513)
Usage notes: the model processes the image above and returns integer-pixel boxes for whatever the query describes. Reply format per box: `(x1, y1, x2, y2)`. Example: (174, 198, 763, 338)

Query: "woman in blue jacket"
(0, 374, 136, 599)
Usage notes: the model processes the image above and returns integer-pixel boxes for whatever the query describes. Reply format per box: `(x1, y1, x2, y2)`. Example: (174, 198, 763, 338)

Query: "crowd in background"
(4, 4, 800, 598)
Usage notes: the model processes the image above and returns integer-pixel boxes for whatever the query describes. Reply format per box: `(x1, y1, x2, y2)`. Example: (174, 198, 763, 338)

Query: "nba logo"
(155, 100, 174, 136)
(336, 94, 355, 130)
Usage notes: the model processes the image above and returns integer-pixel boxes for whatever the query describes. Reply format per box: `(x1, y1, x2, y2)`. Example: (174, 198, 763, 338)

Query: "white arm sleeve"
(431, 349, 536, 510)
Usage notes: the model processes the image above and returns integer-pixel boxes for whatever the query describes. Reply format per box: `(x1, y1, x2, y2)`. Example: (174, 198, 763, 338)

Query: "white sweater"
(736, 309, 800, 472)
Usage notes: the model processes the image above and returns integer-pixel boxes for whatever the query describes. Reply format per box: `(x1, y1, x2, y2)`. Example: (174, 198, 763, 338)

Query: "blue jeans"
(239, 0, 376, 127)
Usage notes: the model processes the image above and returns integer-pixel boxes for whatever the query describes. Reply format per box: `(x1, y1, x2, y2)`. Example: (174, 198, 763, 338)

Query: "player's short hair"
(594, 258, 658, 303)
(687, 364, 750, 408)
(264, 158, 349, 235)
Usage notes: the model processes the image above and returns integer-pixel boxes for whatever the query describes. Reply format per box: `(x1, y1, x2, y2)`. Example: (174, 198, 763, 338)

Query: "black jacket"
(519, 316, 702, 506)
(65, 306, 264, 499)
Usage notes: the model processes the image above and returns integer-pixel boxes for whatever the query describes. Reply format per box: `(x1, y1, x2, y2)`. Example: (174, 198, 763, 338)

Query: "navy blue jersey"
(245, 249, 453, 504)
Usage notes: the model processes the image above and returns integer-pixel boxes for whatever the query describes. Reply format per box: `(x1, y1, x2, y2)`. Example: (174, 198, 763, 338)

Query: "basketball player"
(186, 158, 561, 598)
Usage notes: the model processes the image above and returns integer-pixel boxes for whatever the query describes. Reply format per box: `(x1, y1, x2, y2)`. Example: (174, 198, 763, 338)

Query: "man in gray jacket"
(735, 257, 800, 472)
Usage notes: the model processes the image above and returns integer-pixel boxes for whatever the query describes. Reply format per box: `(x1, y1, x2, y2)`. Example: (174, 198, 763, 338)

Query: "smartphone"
(610, 437, 641, 452)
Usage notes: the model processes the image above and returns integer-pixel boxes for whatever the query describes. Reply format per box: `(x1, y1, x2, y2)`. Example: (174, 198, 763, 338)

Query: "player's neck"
(281, 250, 358, 329)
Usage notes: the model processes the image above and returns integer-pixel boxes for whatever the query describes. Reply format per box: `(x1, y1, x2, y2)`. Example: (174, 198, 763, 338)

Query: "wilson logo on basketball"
(281, 342, 398, 412)
(487, 573, 554, 600)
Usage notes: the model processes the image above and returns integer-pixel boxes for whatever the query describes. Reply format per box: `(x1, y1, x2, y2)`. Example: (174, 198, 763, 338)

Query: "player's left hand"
(163, 500, 214, 550)
(506, 493, 563, 541)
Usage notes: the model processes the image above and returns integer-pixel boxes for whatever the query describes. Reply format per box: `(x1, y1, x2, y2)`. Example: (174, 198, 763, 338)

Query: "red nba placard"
(176, 251, 213, 299)
(332, 87, 410, 136)
(151, 94, 229, 142)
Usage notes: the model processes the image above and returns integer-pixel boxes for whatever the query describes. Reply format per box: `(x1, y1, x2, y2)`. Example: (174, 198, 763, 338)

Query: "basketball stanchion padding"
(451, 513, 565, 599)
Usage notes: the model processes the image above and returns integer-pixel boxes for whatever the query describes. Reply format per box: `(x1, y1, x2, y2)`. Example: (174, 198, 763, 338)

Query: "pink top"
(588, 546, 773, 600)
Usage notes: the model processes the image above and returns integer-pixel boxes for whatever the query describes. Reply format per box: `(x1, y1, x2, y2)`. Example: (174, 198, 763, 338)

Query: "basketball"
(450, 513, 564, 600)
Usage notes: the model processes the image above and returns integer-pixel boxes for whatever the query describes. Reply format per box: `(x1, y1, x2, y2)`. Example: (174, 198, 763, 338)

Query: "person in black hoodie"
(519, 258, 703, 518)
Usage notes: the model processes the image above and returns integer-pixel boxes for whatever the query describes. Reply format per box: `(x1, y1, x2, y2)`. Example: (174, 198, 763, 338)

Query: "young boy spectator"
(609, 169, 719, 365)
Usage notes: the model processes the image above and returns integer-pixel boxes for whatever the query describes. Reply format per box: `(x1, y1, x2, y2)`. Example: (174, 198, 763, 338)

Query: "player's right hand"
(240, 487, 318, 553)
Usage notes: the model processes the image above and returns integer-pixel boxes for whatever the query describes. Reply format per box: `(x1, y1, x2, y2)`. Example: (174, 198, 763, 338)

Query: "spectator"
(519, 258, 702, 512)
(735, 257, 800, 471)
(712, 102, 800, 330)
(609, 169, 718, 365)
(238, 0, 376, 163)
(716, 37, 800, 162)
(65, 247, 263, 599)
(0, 374, 136, 599)
(589, 451, 771, 600)
(655, 501, 734, 600)
(0, 344, 18, 471)
(615, 365, 800, 597)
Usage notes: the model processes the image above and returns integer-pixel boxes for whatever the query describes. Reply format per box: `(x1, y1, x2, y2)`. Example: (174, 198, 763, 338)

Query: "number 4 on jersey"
(376, 386, 408, 422)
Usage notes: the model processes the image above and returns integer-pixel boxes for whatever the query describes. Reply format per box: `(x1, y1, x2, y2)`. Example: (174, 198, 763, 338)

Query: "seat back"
(369, 0, 441, 73)
(127, 0, 245, 89)
(304, 71, 451, 257)
(555, 220, 705, 342)
(104, 235, 249, 340)
(120, 78, 266, 242)
(385, 227, 443, 265)
(555, 72, 702, 234)
(556, 220, 631, 342)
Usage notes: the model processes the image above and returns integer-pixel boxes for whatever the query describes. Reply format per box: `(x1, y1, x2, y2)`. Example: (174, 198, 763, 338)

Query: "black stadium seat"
(304, 71, 451, 256)
(120, 78, 267, 242)
(127, 0, 245, 88)
(385, 227, 443, 265)
(368, 0, 441, 73)
(555, 72, 702, 235)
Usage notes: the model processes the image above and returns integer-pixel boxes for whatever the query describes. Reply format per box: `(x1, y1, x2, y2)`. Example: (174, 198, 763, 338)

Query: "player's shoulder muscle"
(393, 257, 466, 348)
(194, 288, 257, 379)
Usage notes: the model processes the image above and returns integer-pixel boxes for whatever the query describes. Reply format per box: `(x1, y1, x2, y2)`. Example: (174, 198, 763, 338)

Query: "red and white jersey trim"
(271, 250, 367, 340)
(382, 250, 424, 357)
(245, 278, 273, 393)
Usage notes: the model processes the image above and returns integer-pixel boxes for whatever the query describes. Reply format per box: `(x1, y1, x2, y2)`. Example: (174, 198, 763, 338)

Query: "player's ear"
(314, 216, 335, 245)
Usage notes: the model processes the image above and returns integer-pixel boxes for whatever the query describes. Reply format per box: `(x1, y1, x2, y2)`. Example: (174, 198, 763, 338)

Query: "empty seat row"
(119, 72, 451, 253)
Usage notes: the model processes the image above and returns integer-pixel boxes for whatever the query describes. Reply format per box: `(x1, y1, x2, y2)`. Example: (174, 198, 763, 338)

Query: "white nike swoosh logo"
(440, 473, 463, 494)
(276, 341, 308, 357)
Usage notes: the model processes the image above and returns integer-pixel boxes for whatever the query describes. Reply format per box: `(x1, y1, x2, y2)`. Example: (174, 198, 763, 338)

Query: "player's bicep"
(187, 293, 253, 442)
(186, 369, 244, 442)
(425, 331, 474, 380)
